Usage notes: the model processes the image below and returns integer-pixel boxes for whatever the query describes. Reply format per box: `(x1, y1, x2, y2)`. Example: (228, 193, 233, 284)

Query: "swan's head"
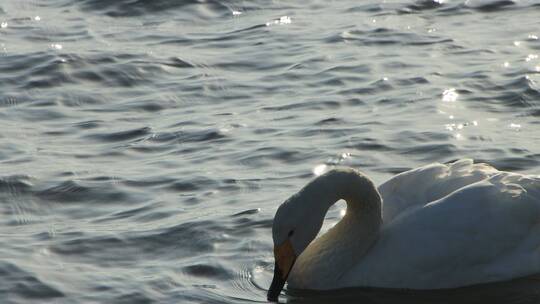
(267, 169, 381, 301)
(267, 190, 326, 301)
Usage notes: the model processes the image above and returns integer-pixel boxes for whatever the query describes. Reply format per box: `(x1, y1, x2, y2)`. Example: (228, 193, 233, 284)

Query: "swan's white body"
(278, 159, 540, 291)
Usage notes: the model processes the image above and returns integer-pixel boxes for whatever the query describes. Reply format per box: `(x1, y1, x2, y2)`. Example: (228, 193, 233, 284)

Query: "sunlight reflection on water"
(1, 0, 540, 303)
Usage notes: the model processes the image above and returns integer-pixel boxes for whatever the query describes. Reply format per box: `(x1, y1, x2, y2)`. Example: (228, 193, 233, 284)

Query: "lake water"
(1, 0, 539, 303)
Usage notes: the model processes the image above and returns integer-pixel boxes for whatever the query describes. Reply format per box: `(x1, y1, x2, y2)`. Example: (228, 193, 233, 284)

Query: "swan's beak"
(267, 238, 297, 302)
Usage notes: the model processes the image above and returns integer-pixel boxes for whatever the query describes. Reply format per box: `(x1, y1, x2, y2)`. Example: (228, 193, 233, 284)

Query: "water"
(0, 0, 539, 303)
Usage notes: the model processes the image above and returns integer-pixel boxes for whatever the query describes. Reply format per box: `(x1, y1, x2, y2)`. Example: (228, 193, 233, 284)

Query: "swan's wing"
(351, 172, 540, 289)
(379, 159, 498, 223)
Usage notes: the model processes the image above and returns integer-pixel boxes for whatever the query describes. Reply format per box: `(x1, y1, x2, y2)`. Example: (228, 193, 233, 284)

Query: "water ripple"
(2, 0, 540, 302)
(78, 0, 232, 18)
(0, 262, 64, 300)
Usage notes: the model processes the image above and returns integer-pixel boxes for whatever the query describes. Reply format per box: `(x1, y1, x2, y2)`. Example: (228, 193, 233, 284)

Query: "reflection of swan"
(268, 159, 540, 301)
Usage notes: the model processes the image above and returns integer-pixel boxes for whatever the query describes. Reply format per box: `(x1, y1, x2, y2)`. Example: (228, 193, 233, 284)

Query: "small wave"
(163, 57, 196, 69)
(150, 129, 229, 144)
(35, 179, 128, 204)
(2, 51, 169, 95)
(97, 201, 172, 223)
(111, 292, 154, 304)
(526, 109, 540, 117)
(50, 220, 223, 263)
(406, 0, 446, 11)
(0, 175, 33, 196)
(345, 3, 385, 13)
(314, 117, 348, 126)
(85, 126, 152, 143)
(166, 177, 216, 193)
(468, 76, 540, 112)
(331, 28, 453, 47)
(0, 175, 38, 225)
(78, 0, 232, 18)
(401, 143, 457, 161)
(72, 120, 103, 129)
(262, 100, 341, 112)
(122, 177, 176, 188)
(337, 78, 394, 96)
(0, 52, 72, 91)
(482, 156, 540, 172)
(125, 128, 230, 154)
(156, 24, 268, 48)
(398, 0, 534, 14)
(236, 147, 308, 167)
(183, 263, 234, 280)
(0, 261, 64, 300)
(348, 138, 390, 152)
(465, 0, 516, 12)
(232, 208, 261, 217)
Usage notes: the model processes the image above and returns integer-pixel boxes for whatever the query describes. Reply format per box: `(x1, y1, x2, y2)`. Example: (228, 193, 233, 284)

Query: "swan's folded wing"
(379, 159, 498, 224)
(347, 173, 540, 289)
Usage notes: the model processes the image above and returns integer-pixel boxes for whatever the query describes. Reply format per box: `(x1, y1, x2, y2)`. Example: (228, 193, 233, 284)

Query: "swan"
(267, 159, 540, 301)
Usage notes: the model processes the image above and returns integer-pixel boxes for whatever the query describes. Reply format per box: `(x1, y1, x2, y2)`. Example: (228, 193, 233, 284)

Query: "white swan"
(268, 159, 540, 301)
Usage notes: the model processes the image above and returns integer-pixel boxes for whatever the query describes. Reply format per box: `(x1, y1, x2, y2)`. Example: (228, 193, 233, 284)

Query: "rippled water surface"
(1, 0, 540, 303)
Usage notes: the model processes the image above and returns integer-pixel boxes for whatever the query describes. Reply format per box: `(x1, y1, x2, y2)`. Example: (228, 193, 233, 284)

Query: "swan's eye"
(288, 230, 294, 237)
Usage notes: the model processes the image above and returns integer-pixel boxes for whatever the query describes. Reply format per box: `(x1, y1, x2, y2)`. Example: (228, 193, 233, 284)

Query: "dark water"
(1, 0, 539, 303)
(287, 275, 540, 304)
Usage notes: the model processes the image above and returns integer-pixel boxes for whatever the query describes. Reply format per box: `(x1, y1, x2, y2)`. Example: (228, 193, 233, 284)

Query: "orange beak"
(267, 239, 297, 302)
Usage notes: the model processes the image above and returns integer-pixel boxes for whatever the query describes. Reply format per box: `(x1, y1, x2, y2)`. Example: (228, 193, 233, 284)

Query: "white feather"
(276, 160, 540, 290)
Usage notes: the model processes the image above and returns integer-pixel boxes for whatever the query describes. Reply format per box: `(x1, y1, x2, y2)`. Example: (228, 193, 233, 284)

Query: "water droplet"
(1, 22, 7, 29)
(232, 11, 242, 16)
(442, 88, 458, 102)
(35, 16, 41, 21)
(510, 123, 521, 130)
(266, 16, 291, 26)
(526, 54, 538, 62)
(279, 16, 291, 24)
(51, 44, 63, 50)
(313, 164, 328, 176)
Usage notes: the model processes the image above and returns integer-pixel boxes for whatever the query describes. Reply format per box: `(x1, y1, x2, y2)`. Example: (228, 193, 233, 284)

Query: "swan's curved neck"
(289, 169, 382, 289)
(312, 169, 382, 215)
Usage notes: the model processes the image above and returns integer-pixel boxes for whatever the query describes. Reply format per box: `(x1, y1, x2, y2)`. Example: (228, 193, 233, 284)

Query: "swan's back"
(379, 159, 499, 223)
(345, 163, 540, 289)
